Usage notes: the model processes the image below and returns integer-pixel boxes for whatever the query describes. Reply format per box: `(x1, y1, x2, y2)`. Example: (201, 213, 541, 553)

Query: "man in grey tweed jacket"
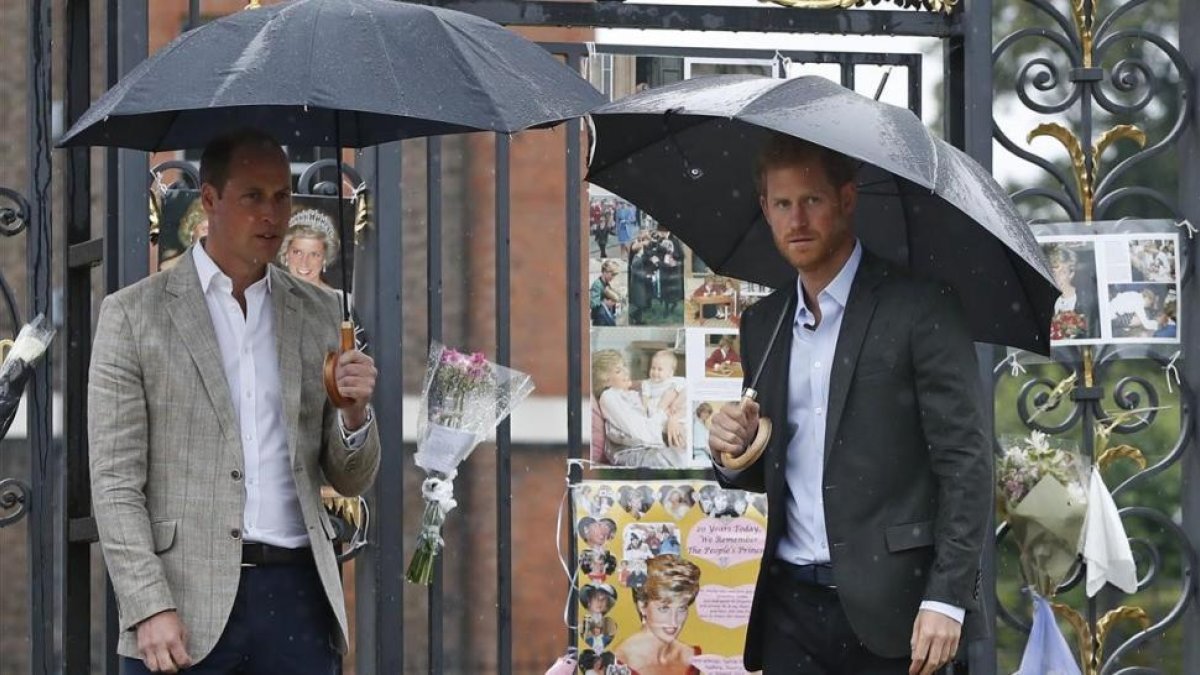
(89, 130, 380, 674)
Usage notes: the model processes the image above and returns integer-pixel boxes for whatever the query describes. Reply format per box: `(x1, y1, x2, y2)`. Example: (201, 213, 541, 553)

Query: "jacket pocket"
(151, 519, 177, 553)
(885, 520, 934, 552)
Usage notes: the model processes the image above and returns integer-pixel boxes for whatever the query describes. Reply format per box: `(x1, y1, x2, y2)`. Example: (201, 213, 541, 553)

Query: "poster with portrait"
(152, 188, 205, 267)
(573, 480, 767, 675)
(1035, 220, 1181, 346)
(283, 194, 358, 292)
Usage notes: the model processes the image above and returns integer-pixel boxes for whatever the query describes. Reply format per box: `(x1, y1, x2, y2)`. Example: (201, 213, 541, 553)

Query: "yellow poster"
(573, 480, 767, 675)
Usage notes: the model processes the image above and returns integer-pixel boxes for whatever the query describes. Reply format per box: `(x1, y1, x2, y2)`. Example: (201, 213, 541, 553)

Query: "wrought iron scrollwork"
(0, 185, 29, 526)
(0, 477, 31, 528)
(993, 344, 1196, 673)
(993, 0, 1192, 223)
(0, 187, 30, 238)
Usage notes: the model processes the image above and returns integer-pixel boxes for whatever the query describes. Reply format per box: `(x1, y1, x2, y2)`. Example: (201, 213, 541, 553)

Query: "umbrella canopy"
(587, 74, 1059, 354)
(60, 0, 605, 150)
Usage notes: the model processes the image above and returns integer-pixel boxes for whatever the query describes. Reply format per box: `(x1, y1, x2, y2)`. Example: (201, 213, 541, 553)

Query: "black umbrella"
(587, 74, 1059, 355)
(59, 0, 604, 150)
(60, 0, 604, 404)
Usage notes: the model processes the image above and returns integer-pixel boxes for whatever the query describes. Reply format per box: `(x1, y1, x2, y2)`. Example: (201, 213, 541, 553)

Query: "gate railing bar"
(427, 136, 446, 673)
(1178, 5, 1200, 673)
(28, 0, 57, 672)
(418, 1, 960, 38)
(64, 0, 96, 667)
(495, 132, 514, 673)
(564, 48, 585, 653)
(355, 140, 407, 674)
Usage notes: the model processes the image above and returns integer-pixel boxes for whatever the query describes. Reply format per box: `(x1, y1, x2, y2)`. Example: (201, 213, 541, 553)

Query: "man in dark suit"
(708, 135, 990, 675)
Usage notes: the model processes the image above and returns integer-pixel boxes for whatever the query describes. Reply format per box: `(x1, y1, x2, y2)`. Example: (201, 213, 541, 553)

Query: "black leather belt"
(774, 560, 837, 589)
(242, 542, 314, 567)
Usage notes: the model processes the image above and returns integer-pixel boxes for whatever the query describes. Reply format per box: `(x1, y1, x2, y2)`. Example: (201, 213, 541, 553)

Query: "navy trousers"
(760, 562, 912, 675)
(122, 563, 338, 675)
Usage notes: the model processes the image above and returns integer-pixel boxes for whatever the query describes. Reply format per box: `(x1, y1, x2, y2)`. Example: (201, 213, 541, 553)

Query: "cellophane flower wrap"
(406, 343, 534, 585)
(0, 314, 55, 442)
(997, 431, 1089, 596)
(998, 431, 1088, 674)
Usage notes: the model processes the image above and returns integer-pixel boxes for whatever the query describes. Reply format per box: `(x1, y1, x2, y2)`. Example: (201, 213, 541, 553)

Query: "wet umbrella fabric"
(587, 75, 1059, 354)
(59, 0, 605, 150)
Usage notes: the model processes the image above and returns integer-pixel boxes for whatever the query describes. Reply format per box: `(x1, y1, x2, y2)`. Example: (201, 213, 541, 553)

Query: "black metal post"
(64, 0, 98, 672)
(564, 50, 585, 651)
(116, 0, 150, 290)
(188, 0, 201, 30)
(27, 0, 57, 672)
(958, 1, 997, 673)
(1180, 3, 1199, 671)
(426, 136, 445, 673)
(354, 141, 406, 674)
(494, 133, 513, 673)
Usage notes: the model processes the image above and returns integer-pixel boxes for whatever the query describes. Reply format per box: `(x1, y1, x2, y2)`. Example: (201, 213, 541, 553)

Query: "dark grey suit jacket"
(718, 251, 991, 669)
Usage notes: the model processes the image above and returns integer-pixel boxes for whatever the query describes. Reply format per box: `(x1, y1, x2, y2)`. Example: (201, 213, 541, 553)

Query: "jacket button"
(231, 470, 242, 480)
(230, 528, 241, 540)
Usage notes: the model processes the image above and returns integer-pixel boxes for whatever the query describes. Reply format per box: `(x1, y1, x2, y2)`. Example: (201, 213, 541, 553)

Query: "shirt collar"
(795, 239, 863, 325)
(192, 241, 272, 294)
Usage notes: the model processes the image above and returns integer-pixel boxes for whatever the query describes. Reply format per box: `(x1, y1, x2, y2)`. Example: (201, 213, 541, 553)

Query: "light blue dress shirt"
(721, 240, 963, 624)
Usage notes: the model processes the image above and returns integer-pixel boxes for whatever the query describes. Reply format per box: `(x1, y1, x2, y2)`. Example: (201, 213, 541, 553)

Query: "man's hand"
(909, 609, 961, 675)
(136, 610, 191, 673)
(336, 350, 377, 430)
(707, 400, 759, 464)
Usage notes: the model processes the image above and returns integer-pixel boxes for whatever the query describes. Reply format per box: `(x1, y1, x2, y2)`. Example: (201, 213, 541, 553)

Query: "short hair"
(636, 554, 701, 608)
(650, 349, 677, 370)
(754, 133, 858, 196)
(695, 402, 713, 417)
(592, 349, 626, 400)
(200, 129, 286, 195)
(601, 259, 620, 275)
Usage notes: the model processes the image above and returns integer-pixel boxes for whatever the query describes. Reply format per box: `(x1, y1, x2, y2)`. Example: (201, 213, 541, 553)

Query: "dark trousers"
(122, 563, 338, 675)
(761, 562, 910, 675)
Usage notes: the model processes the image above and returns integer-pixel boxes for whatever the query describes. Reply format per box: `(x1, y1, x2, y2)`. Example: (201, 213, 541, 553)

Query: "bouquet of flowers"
(1050, 310, 1088, 341)
(998, 431, 1088, 675)
(406, 343, 534, 585)
(0, 314, 55, 442)
(997, 430, 1088, 596)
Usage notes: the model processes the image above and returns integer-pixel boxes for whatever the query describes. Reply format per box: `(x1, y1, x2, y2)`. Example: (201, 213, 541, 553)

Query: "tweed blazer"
(88, 252, 380, 661)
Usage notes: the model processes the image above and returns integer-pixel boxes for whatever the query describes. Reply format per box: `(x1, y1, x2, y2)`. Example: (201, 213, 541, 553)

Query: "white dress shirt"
(722, 241, 963, 624)
(193, 245, 370, 549)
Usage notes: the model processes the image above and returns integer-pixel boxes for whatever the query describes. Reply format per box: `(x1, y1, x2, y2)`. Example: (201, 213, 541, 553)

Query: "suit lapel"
(271, 266, 303, 464)
(165, 253, 240, 447)
(824, 254, 885, 463)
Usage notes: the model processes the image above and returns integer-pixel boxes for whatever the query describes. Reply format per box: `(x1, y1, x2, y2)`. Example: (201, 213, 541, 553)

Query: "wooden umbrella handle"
(323, 321, 357, 408)
(716, 389, 772, 471)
